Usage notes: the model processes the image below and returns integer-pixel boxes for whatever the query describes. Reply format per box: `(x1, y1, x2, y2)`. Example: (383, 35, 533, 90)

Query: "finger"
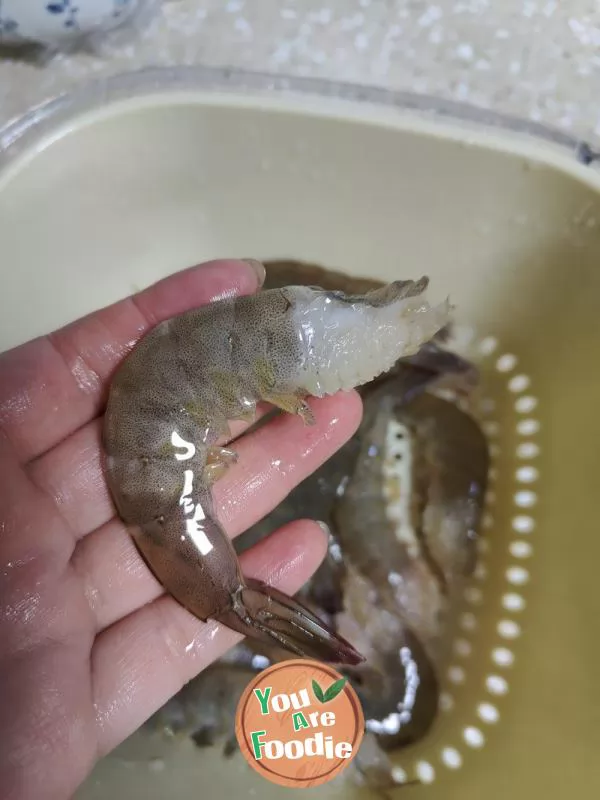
(92, 519, 328, 756)
(72, 392, 362, 632)
(27, 403, 273, 542)
(0, 259, 263, 465)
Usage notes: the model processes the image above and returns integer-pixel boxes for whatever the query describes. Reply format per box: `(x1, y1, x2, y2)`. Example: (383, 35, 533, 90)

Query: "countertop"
(1, 0, 600, 141)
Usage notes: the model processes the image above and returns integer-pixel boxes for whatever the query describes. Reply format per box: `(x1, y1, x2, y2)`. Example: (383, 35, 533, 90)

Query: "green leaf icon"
(323, 677, 347, 702)
(312, 679, 325, 703)
(312, 677, 347, 703)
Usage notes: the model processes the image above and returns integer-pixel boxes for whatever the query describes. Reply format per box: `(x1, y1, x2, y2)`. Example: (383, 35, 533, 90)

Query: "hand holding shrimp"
(103, 267, 450, 664)
(0, 259, 364, 800)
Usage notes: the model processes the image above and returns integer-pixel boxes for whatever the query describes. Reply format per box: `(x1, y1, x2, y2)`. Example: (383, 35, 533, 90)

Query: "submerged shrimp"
(149, 378, 488, 793)
(103, 273, 450, 665)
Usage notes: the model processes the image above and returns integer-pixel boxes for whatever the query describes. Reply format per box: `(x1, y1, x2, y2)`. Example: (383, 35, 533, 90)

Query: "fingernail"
(242, 258, 266, 287)
(316, 520, 332, 538)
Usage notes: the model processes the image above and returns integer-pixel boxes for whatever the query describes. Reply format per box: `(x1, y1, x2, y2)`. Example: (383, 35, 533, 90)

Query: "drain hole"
(509, 541, 533, 558)
(517, 418, 540, 435)
(515, 395, 538, 413)
(454, 639, 472, 657)
(478, 336, 498, 354)
(508, 374, 531, 392)
(516, 442, 540, 458)
(496, 353, 517, 372)
(506, 565, 529, 585)
(514, 490, 537, 508)
(516, 466, 538, 483)
(463, 726, 485, 748)
(415, 761, 436, 783)
(441, 747, 463, 768)
(502, 592, 526, 611)
(448, 666, 466, 684)
(477, 703, 500, 724)
(486, 675, 508, 695)
(512, 515, 535, 533)
(492, 647, 515, 667)
(498, 619, 521, 639)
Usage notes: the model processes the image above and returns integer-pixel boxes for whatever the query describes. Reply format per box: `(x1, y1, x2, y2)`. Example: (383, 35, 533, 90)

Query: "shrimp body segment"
(102, 275, 450, 665)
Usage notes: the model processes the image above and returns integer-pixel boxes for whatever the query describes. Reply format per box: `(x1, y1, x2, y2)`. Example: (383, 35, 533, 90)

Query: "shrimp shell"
(102, 271, 450, 664)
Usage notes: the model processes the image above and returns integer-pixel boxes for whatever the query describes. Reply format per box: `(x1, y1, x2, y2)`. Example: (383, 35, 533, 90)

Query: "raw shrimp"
(334, 385, 490, 670)
(238, 374, 488, 751)
(149, 378, 488, 792)
(103, 272, 450, 665)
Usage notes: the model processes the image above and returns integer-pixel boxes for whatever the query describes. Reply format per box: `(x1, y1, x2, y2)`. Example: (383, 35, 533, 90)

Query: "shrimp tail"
(214, 577, 365, 666)
(127, 505, 364, 667)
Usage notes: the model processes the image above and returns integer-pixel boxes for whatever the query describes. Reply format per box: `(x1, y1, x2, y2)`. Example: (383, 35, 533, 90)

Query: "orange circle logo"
(235, 659, 365, 788)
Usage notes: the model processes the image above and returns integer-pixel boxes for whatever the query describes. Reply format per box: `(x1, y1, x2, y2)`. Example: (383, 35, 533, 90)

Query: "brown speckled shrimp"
(102, 271, 450, 665)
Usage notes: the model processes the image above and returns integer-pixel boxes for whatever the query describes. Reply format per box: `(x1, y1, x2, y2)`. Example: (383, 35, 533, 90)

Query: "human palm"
(0, 259, 361, 800)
